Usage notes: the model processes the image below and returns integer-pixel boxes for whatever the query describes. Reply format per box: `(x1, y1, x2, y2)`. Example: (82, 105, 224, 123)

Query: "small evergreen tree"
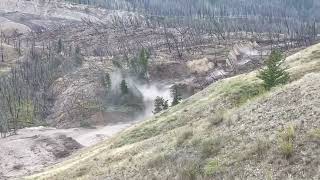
(120, 79, 129, 94)
(103, 72, 111, 91)
(75, 45, 81, 55)
(74, 45, 83, 65)
(258, 50, 290, 90)
(153, 96, 169, 114)
(57, 39, 63, 54)
(171, 85, 182, 106)
(163, 100, 169, 110)
(153, 96, 164, 114)
(139, 48, 149, 79)
(129, 48, 149, 80)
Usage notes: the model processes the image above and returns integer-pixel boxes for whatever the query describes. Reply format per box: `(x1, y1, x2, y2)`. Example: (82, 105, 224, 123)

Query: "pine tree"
(74, 45, 83, 65)
(163, 100, 169, 110)
(153, 97, 169, 114)
(103, 73, 111, 91)
(105, 73, 111, 90)
(75, 45, 81, 55)
(139, 48, 149, 79)
(57, 39, 63, 54)
(258, 51, 290, 90)
(129, 48, 149, 80)
(171, 85, 182, 106)
(120, 79, 129, 94)
(153, 96, 164, 114)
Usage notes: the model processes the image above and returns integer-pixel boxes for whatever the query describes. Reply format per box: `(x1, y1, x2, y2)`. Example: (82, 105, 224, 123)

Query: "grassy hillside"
(26, 43, 320, 180)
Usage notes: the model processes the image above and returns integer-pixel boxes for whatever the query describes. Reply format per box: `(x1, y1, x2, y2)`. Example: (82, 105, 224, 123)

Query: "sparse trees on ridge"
(0, 35, 86, 137)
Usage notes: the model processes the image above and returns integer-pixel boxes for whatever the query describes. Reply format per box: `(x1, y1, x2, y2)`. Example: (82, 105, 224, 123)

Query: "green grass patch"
(226, 81, 265, 106)
(112, 115, 191, 148)
(204, 159, 224, 176)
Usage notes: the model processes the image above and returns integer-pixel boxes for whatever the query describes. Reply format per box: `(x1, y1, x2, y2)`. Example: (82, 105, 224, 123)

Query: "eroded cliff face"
(45, 59, 146, 128)
(0, 0, 101, 21)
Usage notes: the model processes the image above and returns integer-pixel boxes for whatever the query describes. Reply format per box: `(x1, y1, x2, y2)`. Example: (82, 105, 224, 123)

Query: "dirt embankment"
(0, 122, 133, 179)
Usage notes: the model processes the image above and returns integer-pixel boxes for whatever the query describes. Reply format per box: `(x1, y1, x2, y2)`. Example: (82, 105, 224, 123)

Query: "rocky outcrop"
(33, 134, 82, 159)
(149, 61, 189, 81)
(187, 57, 215, 75)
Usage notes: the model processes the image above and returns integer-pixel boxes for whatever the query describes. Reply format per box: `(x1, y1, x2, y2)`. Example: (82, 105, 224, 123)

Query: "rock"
(187, 58, 215, 75)
(34, 135, 82, 159)
(12, 164, 23, 170)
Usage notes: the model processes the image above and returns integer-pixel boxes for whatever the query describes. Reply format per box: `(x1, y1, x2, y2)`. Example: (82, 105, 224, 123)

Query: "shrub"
(254, 138, 271, 158)
(191, 136, 201, 147)
(200, 137, 223, 158)
(176, 129, 193, 147)
(75, 167, 89, 177)
(177, 161, 200, 180)
(309, 129, 320, 140)
(278, 125, 295, 158)
(241, 137, 271, 161)
(208, 112, 224, 126)
(279, 140, 294, 158)
(280, 125, 295, 142)
(147, 153, 169, 168)
(258, 50, 290, 90)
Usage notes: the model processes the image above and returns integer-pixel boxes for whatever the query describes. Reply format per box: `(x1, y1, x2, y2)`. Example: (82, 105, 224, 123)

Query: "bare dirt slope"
(0, 122, 134, 179)
(25, 43, 320, 179)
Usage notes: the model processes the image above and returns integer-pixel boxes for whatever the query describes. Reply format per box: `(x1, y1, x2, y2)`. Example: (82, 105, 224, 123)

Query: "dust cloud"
(110, 70, 172, 119)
